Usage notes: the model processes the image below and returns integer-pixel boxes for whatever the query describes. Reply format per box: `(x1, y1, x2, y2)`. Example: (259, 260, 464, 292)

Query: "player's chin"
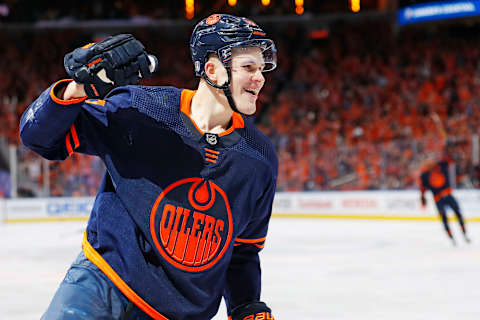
(235, 95, 257, 115)
(237, 101, 257, 115)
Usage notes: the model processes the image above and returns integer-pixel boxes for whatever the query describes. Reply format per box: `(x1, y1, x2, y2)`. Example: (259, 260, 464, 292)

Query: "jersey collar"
(179, 89, 244, 138)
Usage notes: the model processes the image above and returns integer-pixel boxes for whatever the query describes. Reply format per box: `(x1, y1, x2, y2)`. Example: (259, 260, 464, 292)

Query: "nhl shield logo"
(150, 178, 233, 272)
(205, 133, 218, 146)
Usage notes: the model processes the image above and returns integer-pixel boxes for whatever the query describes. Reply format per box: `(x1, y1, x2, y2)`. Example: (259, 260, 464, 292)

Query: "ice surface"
(1, 218, 479, 320)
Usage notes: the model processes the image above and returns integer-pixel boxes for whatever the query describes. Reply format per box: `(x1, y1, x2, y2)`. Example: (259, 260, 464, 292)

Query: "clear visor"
(220, 39, 277, 72)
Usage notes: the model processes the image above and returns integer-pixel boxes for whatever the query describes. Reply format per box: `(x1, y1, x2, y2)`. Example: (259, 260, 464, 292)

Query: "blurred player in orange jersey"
(419, 156, 470, 245)
(418, 113, 470, 245)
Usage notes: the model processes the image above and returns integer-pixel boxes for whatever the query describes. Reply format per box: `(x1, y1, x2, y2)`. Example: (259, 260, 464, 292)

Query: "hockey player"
(420, 156, 470, 245)
(20, 14, 277, 320)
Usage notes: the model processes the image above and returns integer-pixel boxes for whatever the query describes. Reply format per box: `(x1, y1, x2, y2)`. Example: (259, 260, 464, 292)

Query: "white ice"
(1, 218, 479, 320)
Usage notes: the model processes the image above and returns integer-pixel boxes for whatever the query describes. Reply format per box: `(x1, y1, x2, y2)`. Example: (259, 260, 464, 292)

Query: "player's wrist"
(63, 81, 86, 100)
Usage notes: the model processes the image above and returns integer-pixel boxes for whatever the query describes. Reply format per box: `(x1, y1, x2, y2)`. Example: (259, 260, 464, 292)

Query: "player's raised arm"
(430, 112, 447, 148)
(19, 34, 157, 160)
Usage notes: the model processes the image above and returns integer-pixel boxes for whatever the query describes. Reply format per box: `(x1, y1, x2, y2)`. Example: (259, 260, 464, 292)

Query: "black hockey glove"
(230, 301, 274, 320)
(64, 34, 158, 98)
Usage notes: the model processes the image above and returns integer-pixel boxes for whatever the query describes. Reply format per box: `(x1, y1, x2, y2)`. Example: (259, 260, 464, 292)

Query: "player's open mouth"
(244, 89, 257, 96)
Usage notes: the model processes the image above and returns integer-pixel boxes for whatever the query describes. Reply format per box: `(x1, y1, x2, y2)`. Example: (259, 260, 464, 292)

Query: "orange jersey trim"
(235, 237, 266, 244)
(65, 125, 80, 155)
(85, 99, 106, 107)
(204, 148, 220, 154)
(70, 125, 79, 149)
(206, 158, 216, 164)
(50, 79, 87, 105)
(180, 89, 203, 133)
(65, 133, 73, 156)
(205, 153, 218, 159)
(218, 112, 244, 137)
(179, 89, 245, 136)
(234, 243, 265, 249)
(81, 233, 169, 320)
(434, 187, 452, 202)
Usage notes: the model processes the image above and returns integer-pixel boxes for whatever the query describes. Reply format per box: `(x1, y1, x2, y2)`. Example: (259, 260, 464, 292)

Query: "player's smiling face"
(229, 47, 265, 115)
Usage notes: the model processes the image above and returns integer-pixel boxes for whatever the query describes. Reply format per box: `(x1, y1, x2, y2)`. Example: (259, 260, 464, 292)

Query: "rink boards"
(2, 190, 480, 223)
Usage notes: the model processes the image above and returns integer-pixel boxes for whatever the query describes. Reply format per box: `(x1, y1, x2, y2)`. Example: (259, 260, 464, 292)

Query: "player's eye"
(242, 65, 255, 72)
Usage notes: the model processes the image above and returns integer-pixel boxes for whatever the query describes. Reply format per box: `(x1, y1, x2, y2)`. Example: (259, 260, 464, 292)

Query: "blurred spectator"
(419, 156, 471, 245)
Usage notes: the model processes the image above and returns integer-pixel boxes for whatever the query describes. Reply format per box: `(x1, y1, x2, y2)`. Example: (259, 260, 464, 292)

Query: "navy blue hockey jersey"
(20, 80, 278, 320)
(420, 159, 452, 202)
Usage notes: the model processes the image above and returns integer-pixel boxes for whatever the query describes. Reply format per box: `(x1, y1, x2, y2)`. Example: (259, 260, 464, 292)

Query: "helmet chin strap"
(202, 66, 240, 114)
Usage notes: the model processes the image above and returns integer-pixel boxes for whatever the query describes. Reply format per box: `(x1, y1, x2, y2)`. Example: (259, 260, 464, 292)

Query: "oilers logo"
(150, 177, 233, 272)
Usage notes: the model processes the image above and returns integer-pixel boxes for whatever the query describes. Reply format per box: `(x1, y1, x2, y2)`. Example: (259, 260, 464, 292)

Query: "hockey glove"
(64, 34, 158, 98)
(229, 301, 274, 320)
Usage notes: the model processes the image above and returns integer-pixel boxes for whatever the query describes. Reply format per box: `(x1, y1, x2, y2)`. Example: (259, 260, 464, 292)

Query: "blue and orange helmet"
(190, 14, 277, 78)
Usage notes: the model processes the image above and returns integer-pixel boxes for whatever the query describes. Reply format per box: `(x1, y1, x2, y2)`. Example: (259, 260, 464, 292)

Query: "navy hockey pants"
(41, 251, 150, 320)
(435, 194, 467, 236)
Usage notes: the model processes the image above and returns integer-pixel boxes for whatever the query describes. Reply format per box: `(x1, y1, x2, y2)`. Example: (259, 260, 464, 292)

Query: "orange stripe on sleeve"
(235, 237, 266, 244)
(70, 125, 79, 149)
(50, 79, 87, 105)
(85, 99, 106, 107)
(206, 158, 216, 164)
(82, 233, 169, 320)
(66, 133, 73, 156)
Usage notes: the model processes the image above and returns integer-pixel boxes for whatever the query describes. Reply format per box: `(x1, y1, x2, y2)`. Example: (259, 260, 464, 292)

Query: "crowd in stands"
(262, 23, 480, 191)
(1, 19, 480, 197)
(0, 1, 360, 23)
